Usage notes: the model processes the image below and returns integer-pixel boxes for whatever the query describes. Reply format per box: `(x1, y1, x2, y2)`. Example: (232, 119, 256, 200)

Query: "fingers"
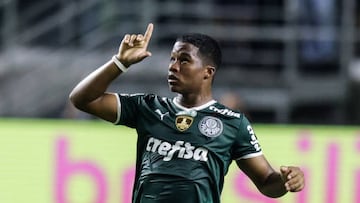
(143, 23, 154, 44)
(121, 23, 153, 48)
(122, 34, 139, 47)
(136, 34, 144, 41)
(130, 34, 138, 46)
(280, 166, 305, 192)
(284, 172, 304, 191)
(123, 34, 130, 44)
(117, 23, 153, 65)
(280, 166, 289, 175)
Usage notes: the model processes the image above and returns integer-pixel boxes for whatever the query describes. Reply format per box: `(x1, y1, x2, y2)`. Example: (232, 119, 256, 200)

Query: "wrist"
(112, 55, 129, 73)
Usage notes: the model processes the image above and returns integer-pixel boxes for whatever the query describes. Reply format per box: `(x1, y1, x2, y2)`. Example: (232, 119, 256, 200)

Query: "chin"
(169, 85, 181, 94)
(169, 87, 178, 93)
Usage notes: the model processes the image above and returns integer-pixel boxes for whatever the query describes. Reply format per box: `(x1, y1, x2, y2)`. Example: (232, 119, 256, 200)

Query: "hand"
(280, 166, 305, 192)
(117, 23, 154, 67)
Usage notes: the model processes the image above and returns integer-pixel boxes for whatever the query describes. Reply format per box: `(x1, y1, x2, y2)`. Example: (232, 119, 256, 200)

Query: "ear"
(204, 65, 216, 80)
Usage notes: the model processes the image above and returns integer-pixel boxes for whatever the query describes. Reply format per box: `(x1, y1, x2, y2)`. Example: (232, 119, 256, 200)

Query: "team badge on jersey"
(175, 116, 194, 131)
(198, 116, 223, 137)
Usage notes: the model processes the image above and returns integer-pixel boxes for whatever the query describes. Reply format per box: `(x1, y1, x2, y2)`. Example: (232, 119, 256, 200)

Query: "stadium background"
(0, 0, 359, 202)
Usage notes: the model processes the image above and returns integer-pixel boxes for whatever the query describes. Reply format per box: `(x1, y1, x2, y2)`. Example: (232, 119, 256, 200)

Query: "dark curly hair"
(176, 33, 222, 70)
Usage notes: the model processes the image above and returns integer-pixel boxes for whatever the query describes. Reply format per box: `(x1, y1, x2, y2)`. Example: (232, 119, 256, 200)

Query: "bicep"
(82, 92, 119, 123)
(236, 155, 276, 188)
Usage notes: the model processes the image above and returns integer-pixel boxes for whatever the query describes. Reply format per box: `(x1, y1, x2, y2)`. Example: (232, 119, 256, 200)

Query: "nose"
(169, 59, 180, 72)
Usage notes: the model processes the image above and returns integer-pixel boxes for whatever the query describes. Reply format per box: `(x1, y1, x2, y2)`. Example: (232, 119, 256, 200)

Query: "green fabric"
(116, 93, 262, 203)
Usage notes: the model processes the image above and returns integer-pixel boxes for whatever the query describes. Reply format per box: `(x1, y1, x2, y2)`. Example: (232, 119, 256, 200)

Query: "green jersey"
(115, 93, 262, 203)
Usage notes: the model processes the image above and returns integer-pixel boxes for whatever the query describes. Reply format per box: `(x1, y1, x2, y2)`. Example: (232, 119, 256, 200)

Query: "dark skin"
(69, 23, 305, 198)
(168, 41, 215, 107)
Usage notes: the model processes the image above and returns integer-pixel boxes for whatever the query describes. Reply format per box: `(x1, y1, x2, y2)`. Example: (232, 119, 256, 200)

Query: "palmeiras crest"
(198, 116, 223, 137)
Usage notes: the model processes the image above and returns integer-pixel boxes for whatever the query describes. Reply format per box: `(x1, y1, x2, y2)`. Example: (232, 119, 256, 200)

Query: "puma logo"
(155, 109, 169, 120)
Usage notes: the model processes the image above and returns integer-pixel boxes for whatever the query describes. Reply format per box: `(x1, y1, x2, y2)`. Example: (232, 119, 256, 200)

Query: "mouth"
(167, 74, 179, 83)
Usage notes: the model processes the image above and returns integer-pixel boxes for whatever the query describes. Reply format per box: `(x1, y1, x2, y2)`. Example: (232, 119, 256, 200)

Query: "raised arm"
(236, 155, 305, 198)
(69, 23, 154, 122)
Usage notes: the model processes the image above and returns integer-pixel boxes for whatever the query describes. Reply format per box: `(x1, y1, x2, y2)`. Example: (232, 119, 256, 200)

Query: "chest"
(137, 107, 237, 150)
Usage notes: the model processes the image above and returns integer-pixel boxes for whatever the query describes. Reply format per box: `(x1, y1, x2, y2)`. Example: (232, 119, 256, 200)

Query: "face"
(168, 41, 209, 94)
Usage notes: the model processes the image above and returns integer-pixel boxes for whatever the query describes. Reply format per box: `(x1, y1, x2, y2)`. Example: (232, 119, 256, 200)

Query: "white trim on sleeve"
(113, 93, 121, 125)
(236, 151, 263, 160)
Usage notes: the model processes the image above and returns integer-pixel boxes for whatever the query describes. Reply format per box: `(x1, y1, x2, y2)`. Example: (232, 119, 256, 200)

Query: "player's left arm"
(236, 155, 305, 198)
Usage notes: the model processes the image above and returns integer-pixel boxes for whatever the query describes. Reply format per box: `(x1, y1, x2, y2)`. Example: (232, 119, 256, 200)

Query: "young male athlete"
(69, 23, 305, 203)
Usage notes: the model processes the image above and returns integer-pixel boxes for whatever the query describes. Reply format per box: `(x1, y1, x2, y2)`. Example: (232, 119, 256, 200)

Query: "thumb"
(280, 166, 289, 174)
(145, 51, 152, 57)
(280, 166, 290, 183)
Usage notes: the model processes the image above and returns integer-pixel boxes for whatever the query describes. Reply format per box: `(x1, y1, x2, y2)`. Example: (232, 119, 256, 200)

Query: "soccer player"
(69, 23, 305, 203)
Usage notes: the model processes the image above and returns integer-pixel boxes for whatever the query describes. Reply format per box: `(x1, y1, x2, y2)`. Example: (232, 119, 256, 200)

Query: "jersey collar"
(172, 97, 217, 111)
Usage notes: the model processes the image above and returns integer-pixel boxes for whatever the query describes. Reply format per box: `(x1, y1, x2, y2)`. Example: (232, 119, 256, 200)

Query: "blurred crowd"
(0, 0, 360, 125)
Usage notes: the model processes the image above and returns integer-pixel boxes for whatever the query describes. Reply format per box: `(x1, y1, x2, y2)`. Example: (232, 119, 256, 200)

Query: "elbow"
(260, 190, 287, 198)
(256, 173, 288, 198)
(258, 184, 287, 198)
(68, 90, 86, 111)
(68, 91, 76, 106)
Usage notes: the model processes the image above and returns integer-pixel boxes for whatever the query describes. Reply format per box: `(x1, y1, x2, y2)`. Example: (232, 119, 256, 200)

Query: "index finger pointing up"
(143, 23, 154, 44)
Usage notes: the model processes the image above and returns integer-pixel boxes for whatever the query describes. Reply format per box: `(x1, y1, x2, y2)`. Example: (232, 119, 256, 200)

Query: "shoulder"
(207, 102, 255, 133)
(207, 102, 243, 119)
(118, 93, 171, 106)
(118, 93, 167, 100)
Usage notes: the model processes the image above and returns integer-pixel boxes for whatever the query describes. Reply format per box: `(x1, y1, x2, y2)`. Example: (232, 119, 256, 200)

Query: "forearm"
(258, 172, 287, 198)
(69, 60, 121, 109)
(69, 23, 152, 116)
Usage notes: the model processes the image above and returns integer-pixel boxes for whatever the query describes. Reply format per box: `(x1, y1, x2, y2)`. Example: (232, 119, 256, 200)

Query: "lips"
(167, 74, 179, 83)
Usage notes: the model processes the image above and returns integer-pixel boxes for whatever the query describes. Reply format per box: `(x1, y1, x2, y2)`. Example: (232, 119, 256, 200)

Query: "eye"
(170, 56, 175, 62)
(180, 58, 189, 64)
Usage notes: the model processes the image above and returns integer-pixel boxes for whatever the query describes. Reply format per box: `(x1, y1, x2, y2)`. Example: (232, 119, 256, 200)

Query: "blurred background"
(1, 1, 360, 202)
(0, 0, 360, 125)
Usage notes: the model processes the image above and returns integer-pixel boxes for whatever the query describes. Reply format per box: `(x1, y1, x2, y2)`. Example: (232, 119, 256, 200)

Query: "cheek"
(184, 70, 200, 80)
(180, 64, 204, 82)
(189, 72, 205, 86)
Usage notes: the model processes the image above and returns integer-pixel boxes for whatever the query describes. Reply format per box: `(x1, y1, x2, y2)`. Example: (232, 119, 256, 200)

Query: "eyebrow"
(171, 51, 193, 58)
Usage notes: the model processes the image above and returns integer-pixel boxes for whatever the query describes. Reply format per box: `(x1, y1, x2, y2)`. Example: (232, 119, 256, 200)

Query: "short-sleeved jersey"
(114, 93, 262, 203)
